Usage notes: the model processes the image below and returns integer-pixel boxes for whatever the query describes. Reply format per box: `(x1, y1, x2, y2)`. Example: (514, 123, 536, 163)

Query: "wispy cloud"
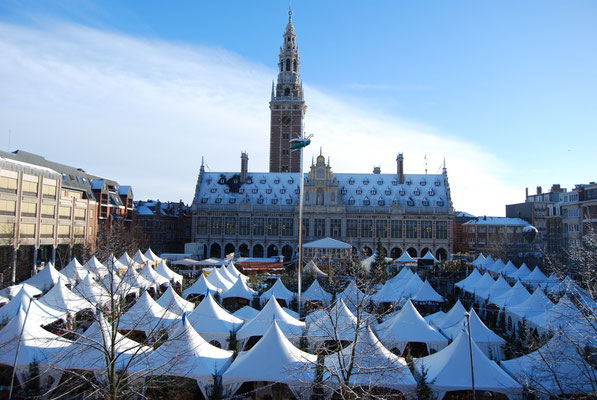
(0, 21, 520, 215)
(345, 82, 433, 92)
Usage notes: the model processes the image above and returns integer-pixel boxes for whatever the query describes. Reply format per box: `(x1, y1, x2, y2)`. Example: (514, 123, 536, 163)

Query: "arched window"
(286, 58, 290, 71)
(293, 59, 297, 71)
(316, 188, 324, 205)
(284, 87, 290, 96)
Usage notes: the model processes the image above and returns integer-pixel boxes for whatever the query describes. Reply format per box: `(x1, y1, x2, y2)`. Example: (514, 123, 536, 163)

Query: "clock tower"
(269, 8, 306, 173)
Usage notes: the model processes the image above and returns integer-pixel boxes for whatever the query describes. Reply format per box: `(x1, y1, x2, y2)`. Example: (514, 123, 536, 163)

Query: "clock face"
(282, 116, 292, 125)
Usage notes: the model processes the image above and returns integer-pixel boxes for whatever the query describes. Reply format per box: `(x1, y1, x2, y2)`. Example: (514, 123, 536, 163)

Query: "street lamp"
(465, 311, 476, 400)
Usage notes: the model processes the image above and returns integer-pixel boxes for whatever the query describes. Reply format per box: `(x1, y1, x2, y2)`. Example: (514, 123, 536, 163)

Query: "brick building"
(135, 200, 191, 254)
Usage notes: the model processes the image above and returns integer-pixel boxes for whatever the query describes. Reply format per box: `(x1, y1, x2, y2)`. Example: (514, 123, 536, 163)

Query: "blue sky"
(1, 1, 596, 215)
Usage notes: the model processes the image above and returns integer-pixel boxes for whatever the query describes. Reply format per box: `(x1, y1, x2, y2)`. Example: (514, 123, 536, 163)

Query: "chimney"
(240, 152, 249, 183)
(396, 153, 404, 184)
(537, 186, 542, 195)
(525, 187, 528, 198)
(551, 184, 562, 192)
(373, 166, 381, 174)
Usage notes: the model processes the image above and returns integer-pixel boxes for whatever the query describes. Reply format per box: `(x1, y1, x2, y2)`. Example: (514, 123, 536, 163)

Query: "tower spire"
(288, 1, 293, 22)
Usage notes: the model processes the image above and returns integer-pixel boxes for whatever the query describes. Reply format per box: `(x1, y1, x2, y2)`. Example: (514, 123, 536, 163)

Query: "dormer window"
(420, 179, 426, 186)
(406, 179, 412, 185)
(229, 198, 236, 204)
(341, 188, 347, 195)
(286, 198, 293, 204)
(363, 198, 370, 206)
(257, 198, 264, 204)
(363, 179, 369, 185)
(206, 178, 212, 184)
(239, 188, 244, 194)
(280, 188, 286, 194)
(201, 198, 208, 204)
(349, 178, 355, 185)
(247, 178, 253, 184)
(377, 179, 383, 185)
(288, 179, 294, 184)
(295, 188, 300, 194)
(422, 198, 429, 206)
(392, 180, 397, 186)
(399, 189, 405, 196)
(210, 188, 217, 193)
(348, 198, 355, 205)
(260, 178, 266, 184)
(252, 188, 258, 194)
(272, 198, 278, 204)
(370, 189, 377, 195)
(266, 188, 272, 194)
(218, 177, 226, 184)
(224, 188, 230, 194)
(435, 180, 441, 187)
(385, 189, 391, 195)
(274, 179, 280, 184)
(378, 199, 385, 206)
(414, 189, 420, 196)
(356, 189, 363, 195)
(428, 189, 435, 196)
(407, 198, 414, 206)
(215, 198, 222, 203)
(437, 199, 444, 206)
(393, 199, 399, 205)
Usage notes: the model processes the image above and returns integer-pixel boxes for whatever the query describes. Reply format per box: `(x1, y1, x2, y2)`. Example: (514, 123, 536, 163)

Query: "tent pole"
(465, 311, 476, 400)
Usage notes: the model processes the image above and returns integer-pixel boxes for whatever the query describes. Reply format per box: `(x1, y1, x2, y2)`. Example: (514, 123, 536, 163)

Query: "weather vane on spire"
(288, 1, 293, 22)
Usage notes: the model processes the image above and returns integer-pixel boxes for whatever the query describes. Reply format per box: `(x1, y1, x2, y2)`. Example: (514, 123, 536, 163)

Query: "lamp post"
(465, 311, 476, 400)
(290, 133, 312, 314)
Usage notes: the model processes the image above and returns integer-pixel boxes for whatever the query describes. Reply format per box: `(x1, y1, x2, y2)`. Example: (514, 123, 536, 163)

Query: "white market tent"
(133, 249, 150, 265)
(466, 273, 495, 296)
(490, 281, 531, 309)
(260, 278, 295, 306)
(218, 265, 238, 285)
(307, 299, 360, 345)
(205, 267, 234, 291)
(118, 291, 180, 334)
(22, 261, 70, 291)
(144, 247, 162, 263)
(102, 272, 140, 298)
(0, 283, 42, 298)
(222, 321, 316, 397)
(73, 273, 112, 307)
(471, 253, 486, 267)
(222, 277, 257, 302)
(302, 236, 352, 260)
(414, 330, 521, 399)
(182, 272, 222, 299)
(225, 261, 248, 282)
(121, 265, 157, 291)
(454, 269, 483, 292)
(395, 252, 416, 263)
(421, 250, 439, 263)
(388, 266, 414, 286)
(424, 310, 446, 326)
(433, 299, 467, 331)
(233, 306, 260, 321)
(371, 279, 401, 305)
(324, 326, 417, 394)
(412, 280, 444, 303)
(522, 267, 548, 287)
(441, 308, 506, 360)
(477, 275, 511, 302)
(481, 256, 495, 271)
(156, 286, 195, 316)
(303, 260, 328, 278)
(236, 296, 305, 344)
(105, 254, 127, 273)
(60, 257, 88, 283)
(501, 333, 597, 398)
(528, 295, 584, 333)
(508, 263, 532, 281)
(118, 251, 137, 268)
(139, 263, 170, 287)
(301, 279, 332, 305)
(132, 317, 233, 397)
(488, 258, 505, 274)
(375, 299, 448, 354)
(187, 293, 244, 349)
(336, 280, 370, 311)
(155, 260, 183, 285)
(398, 273, 425, 299)
(84, 255, 110, 278)
(0, 308, 71, 386)
(508, 289, 553, 326)
(500, 260, 519, 276)
(0, 287, 34, 323)
(31, 279, 91, 325)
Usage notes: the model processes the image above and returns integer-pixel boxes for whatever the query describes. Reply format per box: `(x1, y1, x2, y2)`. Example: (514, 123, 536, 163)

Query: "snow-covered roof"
(182, 272, 222, 299)
(187, 293, 244, 343)
(307, 299, 360, 343)
(222, 277, 257, 301)
(508, 289, 553, 320)
(156, 286, 195, 316)
(236, 296, 305, 342)
(118, 291, 179, 334)
(301, 278, 332, 305)
(195, 171, 451, 210)
(260, 278, 295, 305)
(303, 237, 352, 249)
(232, 306, 260, 321)
(412, 280, 444, 303)
(490, 280, 531, 309)
(22, 261, 70, 291)
(440, 309, 505, 359)
(155, 260, 183, 285)
(454, 269, 482, 291)
(0, 287, 34, 323)
(463, 217, 530, 226)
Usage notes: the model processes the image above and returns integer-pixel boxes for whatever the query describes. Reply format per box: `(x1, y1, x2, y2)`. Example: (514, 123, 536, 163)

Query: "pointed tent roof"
(508, 263, 532, 280)
(73, 273, 112, 306)
(236, 296, 305, 341)
(31, 278, 90, 324)
(84, 255, 110, 278)
(22, 261, 70, 291)
(134, 317, 233, 389)
(0, 308, 71, 368)
(260, 278, 295, 305)
(307, 299, 359, 342)
(509, 288, 553, 320)
(424, 310, 446, 326)
(523, 267, 548, 285)
(396, 251, 416, 263)
(118, 291, 180, 334)
(501, 333, 597, 396)
(155, 260, 183, 285)
(324, 326, 417, 392)
(481, 256, 495, 270)
(500, 260, 518, 276)
(371, 280, 401, 304)
(133, 249, 150, 265)
(121, 265, 157, 291)
(60, 257, 88, 282)
(421, 250, 439, 263)
(434, 299, 467, 330)
(101, 271, 140, 298)
(223, 321, 316, 387)
(225, 261, 248, 282)
(222, 277, 257, 301)
(336, 280, 369, 310)
(471, 253, 486, 267)
(376, 299, 448, 352)
(528, 295, 585, 332)
(399, 273, 425, 299)
(219, 264, 238, 283)
(139, 263, 170, 287)
(105, 254, 127, 273)
(182, 272, 221, 299)
(144, 247, 162, 263)
(46, 314, 152, 371)
(487, 257, 505, 273)
(118, 251, 137, 268)
(412, 280, 444, 303)
(454, 268, 483, 291)
(467, 273, 495, 295)
(490, 280, 531, 309)
(388, 266, 413, 286)
(187, 293, 244, 336)
(0, 283, 42, 298)
(232, 306, 260, 321)
(479, 275, 511, 301)
(205, 267, 234, 291)
(0, 287, 34, 323)
(414, 330, 521, 396)
(303, 260, 328, 278)
(156, 286, 195, 315)
(441, 308, 505, 346)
